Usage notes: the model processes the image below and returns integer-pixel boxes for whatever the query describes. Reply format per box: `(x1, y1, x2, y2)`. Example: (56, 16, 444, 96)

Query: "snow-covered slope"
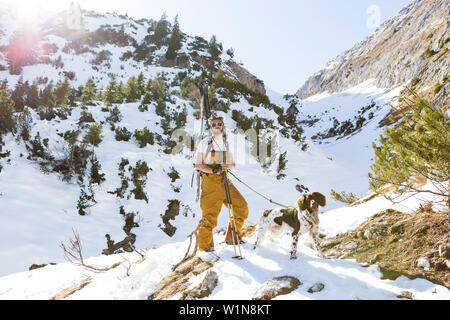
(0, 77, 406, 278)
(1, 189, 448, 300)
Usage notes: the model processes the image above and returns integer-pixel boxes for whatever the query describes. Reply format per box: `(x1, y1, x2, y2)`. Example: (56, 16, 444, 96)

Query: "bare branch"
(128, 241, 145, 260)
(60, 228, 122, 273)
(172, 218, 206, 271)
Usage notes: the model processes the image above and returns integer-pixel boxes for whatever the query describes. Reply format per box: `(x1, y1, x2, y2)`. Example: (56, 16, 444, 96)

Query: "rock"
(438, 244, 450, 259)
(434, 261, 448, 271)
(157, 53, 190, 69)
(29, 263, 56, 271)
(307, 283, 325, 293)
(252, 276, 301, 300)
(364, 223, 388, 240)
(148, 257, 213, 300)
(389, 223, 405, 235)
(397, 291, 414, 300)
(324, 249, 340, 259)
(321, 209, 450, 288)
(342, 241, 358, 250)
(49, 277, 92, 300)
(224, 60, 266, 95)
(182, 270, 219, 300)
(370, 254, 382, 264)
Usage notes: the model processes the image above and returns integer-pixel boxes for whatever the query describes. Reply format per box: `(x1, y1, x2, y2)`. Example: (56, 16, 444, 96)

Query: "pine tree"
(11, 77, 26, 112)
(369, 95, 450, 208)
(67, 87, 79, 108)
(134, 127, 154, 148)
(153, 12, 169, 46)
(115, 81, 126, 104)
(139, 91, 152, 112)
(53, 77, 71, 107)
(115, 126, 132, 141)
(165, 15, 183, 60)
(125, 76, 140, 102)
(276, 151, 288, 180)
(226, 47, 235, 58)
(103, 75, 118, 106)
(136, 72, 146, 98)
(330, 189, 358, 204)
(40, 81, 55, 108)
(16, 106, 33, 141)
(77, 184, 96, 216)
(130, 160, 150, 202)
(84, 123, 103, 147)
(148, 74, 167, 101)
(80, 78, 97, 106)
(89, 156, 105, 185)
(25, 83, 40, 109)
(209, 35, 222, 61)
(0, 84, 16, 135)
(142, 91, 152, 105)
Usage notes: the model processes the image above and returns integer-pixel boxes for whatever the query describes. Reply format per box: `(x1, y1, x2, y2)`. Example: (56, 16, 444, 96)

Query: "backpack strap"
(204, 137, 214, 159)
(223, 133, 229, 153)
(204, 134, 230, 162)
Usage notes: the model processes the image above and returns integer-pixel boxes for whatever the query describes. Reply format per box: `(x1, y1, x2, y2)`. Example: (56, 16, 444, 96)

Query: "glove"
(208, 164, 222, 174)
(212, 164, 222, 174)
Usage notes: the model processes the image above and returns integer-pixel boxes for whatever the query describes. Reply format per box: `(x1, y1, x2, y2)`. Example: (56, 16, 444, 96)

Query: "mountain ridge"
(296, 0, 449, 106)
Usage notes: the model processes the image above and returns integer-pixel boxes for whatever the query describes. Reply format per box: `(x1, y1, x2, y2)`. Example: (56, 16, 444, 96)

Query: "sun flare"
(5, 0, 66, 24)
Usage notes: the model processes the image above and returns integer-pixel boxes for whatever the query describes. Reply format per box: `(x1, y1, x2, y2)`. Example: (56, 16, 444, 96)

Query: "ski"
(193, 85, 211, 202)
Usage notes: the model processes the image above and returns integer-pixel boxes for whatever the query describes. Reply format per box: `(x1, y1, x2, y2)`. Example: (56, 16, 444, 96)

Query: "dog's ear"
(312, 192, 326, 207)
(297, 195, 308, 211)
(263, 209, 273, 217)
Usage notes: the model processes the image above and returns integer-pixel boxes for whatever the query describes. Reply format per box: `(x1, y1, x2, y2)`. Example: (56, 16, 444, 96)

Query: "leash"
(227, 171, 290, 209)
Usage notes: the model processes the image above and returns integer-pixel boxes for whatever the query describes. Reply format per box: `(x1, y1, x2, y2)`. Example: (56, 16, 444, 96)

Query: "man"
(194, 114, 249, 261)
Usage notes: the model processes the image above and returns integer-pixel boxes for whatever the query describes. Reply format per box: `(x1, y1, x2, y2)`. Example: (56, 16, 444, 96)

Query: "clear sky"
(2, 0, 412, 94)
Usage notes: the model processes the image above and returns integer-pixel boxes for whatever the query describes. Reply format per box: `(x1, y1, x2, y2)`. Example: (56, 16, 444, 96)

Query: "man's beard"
(211, 128, 223, 137)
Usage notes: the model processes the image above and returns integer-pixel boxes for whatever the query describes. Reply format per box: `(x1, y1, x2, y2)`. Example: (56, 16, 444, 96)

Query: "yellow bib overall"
(198, 150, 248, 251)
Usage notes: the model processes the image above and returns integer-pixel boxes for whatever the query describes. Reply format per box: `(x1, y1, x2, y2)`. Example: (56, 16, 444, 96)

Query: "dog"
(253, 192, 327, 260)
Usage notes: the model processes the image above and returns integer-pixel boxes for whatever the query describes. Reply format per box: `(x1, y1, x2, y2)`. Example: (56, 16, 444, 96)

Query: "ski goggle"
(211, 122, 223, 128)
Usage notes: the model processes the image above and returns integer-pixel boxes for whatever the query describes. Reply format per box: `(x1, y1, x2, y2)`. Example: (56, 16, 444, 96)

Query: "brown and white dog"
(253, 192, 327, 260)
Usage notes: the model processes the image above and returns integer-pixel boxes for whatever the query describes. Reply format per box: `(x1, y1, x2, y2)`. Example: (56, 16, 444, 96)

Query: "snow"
(1, 192, 449, 300)
(0, 78, 448, 299)
(82, 13, 126, 33)
(0, 7, 448, 300)
(319, 181, 443, 239)
(417, 258, 430, 271)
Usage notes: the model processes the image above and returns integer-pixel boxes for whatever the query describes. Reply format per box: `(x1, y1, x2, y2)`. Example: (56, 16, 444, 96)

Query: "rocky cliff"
(297, 0, 449, 104)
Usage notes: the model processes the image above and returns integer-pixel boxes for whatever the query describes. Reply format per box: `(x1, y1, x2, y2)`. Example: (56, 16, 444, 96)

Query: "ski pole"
(222, 170, 243, 259)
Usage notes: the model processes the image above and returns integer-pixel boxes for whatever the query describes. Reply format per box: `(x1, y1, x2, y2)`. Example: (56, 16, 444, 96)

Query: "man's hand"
(211, 164, 222, 175)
